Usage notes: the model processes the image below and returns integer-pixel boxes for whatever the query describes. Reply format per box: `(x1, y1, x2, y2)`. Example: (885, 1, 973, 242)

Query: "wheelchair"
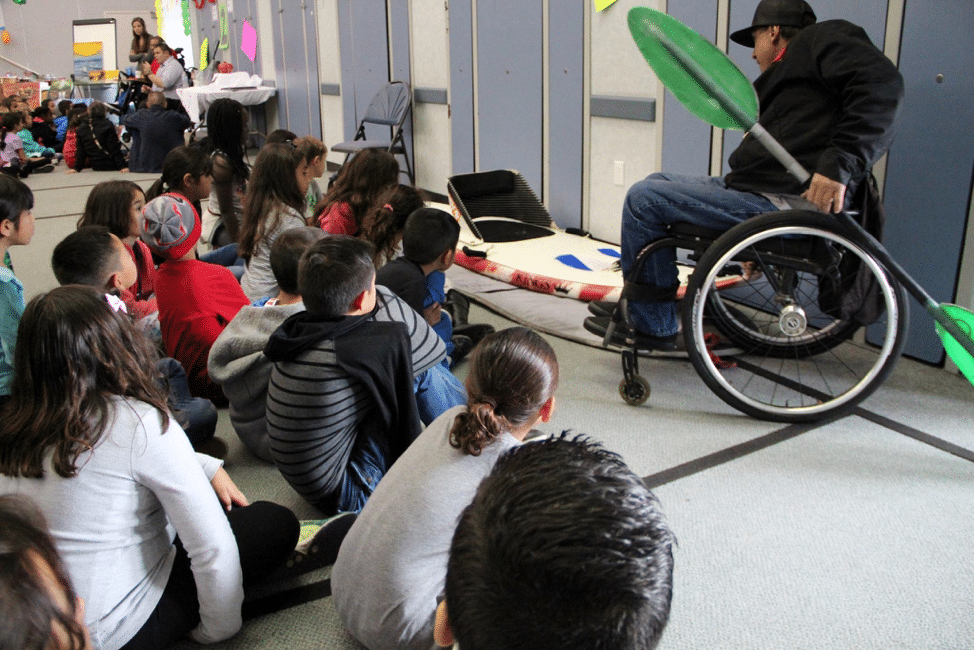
(608, 209, 909, 423)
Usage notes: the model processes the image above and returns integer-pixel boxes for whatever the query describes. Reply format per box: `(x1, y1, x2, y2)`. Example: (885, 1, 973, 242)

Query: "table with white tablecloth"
(176, 73, 276, 124)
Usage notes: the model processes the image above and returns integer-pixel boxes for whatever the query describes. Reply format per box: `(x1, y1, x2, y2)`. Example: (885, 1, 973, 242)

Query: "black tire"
(683, 211, 908, 422)
(619, 376, 651, 406)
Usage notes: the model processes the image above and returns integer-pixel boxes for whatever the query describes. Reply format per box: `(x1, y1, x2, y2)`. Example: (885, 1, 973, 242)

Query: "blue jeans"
(337, 428, 389, 513)
(335, 364, 466, 512)
(414, 363, 467, 425)
(199, 243, 245, 281)
(424, 270, 455, 358)
(155, 358, 218, 448)
(622, 173, 779, 336)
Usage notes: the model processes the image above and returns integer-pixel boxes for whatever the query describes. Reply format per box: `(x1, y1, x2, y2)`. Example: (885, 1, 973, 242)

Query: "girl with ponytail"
(331, 327, 559, 650)
(360, 183, 427, 268)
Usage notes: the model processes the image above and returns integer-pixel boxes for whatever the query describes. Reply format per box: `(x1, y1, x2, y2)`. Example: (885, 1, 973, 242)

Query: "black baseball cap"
(729, 0, 817, 47)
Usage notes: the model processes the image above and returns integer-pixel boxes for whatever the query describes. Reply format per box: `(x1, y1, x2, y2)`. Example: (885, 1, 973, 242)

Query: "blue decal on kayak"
(598, 248, 621, 258)
(556, 254, 591, 271)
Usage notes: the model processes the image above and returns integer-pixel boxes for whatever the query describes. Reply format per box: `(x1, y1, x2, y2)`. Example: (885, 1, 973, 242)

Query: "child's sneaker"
(452, 323, 494, 346)
(270, 512, 358, 581)
(449, 334, 475, 366)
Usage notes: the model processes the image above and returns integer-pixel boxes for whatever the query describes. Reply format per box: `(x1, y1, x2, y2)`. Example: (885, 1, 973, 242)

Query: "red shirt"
(155, 258, 248, 404)
(318, 201, 357, 235)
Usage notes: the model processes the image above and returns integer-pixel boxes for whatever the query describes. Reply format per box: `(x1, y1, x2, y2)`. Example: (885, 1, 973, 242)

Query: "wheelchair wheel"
(683, 211, 908, 422)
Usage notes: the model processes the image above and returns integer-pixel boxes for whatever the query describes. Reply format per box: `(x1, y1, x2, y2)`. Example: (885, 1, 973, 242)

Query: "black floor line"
(855, 408, 974, 463)
(242, 578, 332, 620)
(732, 357, 974, 462)
(643, 421, 822, 488)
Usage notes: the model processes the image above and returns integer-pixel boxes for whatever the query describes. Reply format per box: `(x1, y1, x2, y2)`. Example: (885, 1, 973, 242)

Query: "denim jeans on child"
(621, 172, 780, 336)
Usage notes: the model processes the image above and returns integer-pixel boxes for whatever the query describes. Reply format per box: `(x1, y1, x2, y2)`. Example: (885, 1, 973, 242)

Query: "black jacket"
(122, 105, 191, 173)
(74, 117, 127, 172)
(725, 20, 904, 198)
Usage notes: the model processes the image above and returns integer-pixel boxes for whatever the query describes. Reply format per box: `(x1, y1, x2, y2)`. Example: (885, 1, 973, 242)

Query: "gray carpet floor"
(14, 167, 974, 649)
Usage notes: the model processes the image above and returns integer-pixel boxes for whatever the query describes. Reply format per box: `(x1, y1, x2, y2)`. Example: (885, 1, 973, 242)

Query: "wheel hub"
(778, 304, 807, 336)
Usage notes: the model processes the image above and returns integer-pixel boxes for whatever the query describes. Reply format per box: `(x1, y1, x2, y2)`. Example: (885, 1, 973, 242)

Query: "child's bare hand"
(210, 468, 249, 511)
(424, 302, 441, 326)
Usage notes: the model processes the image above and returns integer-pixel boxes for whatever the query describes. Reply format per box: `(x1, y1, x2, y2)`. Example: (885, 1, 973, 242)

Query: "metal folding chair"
(332, 81, 414, 184)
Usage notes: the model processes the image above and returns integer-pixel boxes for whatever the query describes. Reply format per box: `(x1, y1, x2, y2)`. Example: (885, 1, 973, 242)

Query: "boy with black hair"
(376, 207, 493, 367)
(436, 434, 676, 650)
(54, 99, 73, 144)
(209, 226, 325, 461)
(264, 235, 463, 513)
(51, 225, 221, 454)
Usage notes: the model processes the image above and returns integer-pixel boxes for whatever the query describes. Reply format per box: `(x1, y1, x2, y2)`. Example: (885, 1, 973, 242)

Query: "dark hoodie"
(263, 292, 426, 511)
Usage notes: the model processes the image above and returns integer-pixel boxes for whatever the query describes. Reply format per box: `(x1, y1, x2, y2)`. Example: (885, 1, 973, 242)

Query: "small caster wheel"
(619, 375, 650, 406)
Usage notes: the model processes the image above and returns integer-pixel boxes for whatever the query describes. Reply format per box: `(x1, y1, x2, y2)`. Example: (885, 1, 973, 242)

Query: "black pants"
(119, 501, 299, 650)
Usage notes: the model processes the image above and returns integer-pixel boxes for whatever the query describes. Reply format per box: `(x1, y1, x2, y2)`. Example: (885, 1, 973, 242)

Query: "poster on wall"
(73, 42, 104, 76)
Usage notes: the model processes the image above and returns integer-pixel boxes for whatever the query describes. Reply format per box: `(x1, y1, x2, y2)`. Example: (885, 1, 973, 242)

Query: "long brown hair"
(450, 328, 559, 456)
(78, 180, 144, 239)
(0, 495, 89, 650)
(361, 184, 427, 267)
(0, 286, 169, 479)
(238, 143, 306, 261)
(130, 17, 152, 55)
(315, 148, 399, 233)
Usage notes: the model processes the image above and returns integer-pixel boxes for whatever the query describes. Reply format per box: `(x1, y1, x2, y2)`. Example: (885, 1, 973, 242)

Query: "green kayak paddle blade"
(628, 6, 758, 131)
(934, 303, 974, 386)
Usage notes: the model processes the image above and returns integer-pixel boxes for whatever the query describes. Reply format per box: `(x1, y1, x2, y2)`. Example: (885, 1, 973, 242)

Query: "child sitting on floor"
(0, 113, 54, 178)
(77, 180, 156, 326)
(141, 193, 250, 404)
(51, 225, 220, 452)
(0, 174, 34, 409)
(361, 183, 427, 267)
(435, 435, 676, 650)
(209, 226, 325, 462)
(315, 148, 399, 235)
(0, 285, 299, 650)
(264, 236, 465, 513)
(238, 143, 308, 301)
(332, 327, 559, 650)
(376, 207, 493, 366)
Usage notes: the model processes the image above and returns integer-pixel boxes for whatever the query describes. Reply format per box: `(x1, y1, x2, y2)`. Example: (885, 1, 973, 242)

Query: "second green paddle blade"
(628, 6, 758, 131)
(935, 304, 974, 386)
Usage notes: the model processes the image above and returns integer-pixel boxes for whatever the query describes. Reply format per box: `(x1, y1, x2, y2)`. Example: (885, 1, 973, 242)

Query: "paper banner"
(595, 0, 619, 10)
(155, 0, 165, 38)
(241, 19, 257, 62)
(219, 4, 229, 48)
(200, 37, 209, 70)
(182, 0, 192, 36)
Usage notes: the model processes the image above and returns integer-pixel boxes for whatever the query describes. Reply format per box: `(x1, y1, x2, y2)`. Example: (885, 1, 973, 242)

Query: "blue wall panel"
(338, 0, 389, 143)
(389, 0, 414, 183)
(449, 0, 475, 176)
(272, 0, 321, 138)
(877, 0, 974, 363)
(662, 0, 718, 176)
(548, 1, 584, 229)
(476, 1, 543, 194)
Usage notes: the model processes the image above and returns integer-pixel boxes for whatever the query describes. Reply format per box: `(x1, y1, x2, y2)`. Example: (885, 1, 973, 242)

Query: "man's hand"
(210, 468, 249, 511)
(801, 173, 846, 214)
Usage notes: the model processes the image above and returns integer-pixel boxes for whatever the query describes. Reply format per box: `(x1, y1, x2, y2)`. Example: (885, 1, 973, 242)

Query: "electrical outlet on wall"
(614, 161, 625, 186)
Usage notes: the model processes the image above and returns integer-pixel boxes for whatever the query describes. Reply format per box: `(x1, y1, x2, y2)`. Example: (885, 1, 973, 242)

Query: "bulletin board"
(72, 19, 118, 72)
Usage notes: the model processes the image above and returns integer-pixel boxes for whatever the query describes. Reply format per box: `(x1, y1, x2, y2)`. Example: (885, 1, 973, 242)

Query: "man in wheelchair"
(585, 0, 904, 351)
